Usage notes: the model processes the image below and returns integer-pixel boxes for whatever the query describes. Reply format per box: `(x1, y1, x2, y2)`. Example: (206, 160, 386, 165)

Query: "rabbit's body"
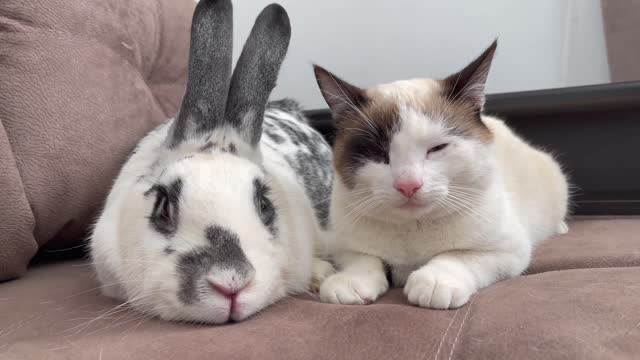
(92, 102, 333, 323)
(90, 0, 333, 324)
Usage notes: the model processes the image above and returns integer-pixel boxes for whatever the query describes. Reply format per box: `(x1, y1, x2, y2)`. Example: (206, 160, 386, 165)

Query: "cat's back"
(483, 116, 569, 241)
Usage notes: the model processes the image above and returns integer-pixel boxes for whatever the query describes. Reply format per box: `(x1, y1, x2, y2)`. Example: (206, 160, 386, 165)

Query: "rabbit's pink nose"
(394, 178, 423, 198)
(207, 267, 255, 301)
(208, 278, 252, 300)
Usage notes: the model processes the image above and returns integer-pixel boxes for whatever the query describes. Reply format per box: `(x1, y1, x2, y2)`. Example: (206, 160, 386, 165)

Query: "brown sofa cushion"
(1, 217, 639, 359)
(0, 0, 195, 280)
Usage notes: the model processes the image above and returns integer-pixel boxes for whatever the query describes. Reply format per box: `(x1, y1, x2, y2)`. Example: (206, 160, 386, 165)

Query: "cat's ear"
(313, 65, 368, 116)
(442, 39, 497, 111)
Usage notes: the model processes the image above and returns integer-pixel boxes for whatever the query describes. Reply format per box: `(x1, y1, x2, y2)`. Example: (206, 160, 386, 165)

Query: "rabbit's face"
(126, 152, 285, 324)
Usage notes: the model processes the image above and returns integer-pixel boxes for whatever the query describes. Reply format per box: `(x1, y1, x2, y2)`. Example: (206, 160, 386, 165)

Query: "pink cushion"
(0, 0, 195, 280)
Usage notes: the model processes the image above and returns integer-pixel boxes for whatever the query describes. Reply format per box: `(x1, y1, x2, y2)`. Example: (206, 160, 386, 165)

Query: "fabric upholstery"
(0, 0, 194, 280)
(601, 0, 640, 82)
(1, 217, 639, 359)
(2, 0, 639, 358)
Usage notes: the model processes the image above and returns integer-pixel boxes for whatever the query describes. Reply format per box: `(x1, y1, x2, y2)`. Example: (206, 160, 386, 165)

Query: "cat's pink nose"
(394, 179, 423, 198)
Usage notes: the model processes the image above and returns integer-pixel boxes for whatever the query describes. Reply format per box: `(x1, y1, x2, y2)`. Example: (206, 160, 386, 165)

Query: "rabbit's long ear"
(225, 4, 291, 147)
(167, 0, 233, 148)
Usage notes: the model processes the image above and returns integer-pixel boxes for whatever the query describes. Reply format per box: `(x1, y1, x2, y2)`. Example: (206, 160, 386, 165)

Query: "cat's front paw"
(404, 267, 473, 309)
(319, 272, 388, 305)
(310, 258, 336, 293)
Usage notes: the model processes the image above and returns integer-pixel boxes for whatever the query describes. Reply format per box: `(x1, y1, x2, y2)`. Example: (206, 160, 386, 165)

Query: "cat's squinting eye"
(427, 143, 449, 155)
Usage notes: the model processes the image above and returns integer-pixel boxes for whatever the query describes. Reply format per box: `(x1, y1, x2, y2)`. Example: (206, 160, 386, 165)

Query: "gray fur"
(253, 178, 277, 236)
(267, 99, 306, 121)
(263, 121, 286, 143)
(225, 4, 291, 146)
(262, 105, 333, 228)
(146, 179, 183, 237)
(168, 0, 233, 147)
(177, 226, 253, 305)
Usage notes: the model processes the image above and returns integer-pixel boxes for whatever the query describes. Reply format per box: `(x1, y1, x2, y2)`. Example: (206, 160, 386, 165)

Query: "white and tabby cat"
(313, 41, 569, 309)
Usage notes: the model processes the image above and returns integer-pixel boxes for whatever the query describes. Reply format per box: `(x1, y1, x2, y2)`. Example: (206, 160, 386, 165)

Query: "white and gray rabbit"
(90, 0, 334, 324)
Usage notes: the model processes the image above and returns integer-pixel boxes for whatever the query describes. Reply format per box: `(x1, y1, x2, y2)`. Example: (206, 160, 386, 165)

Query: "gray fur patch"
(177, 226, 253, 305)
(199, 142, 215, 152)
(263, 120, 286, 144)
(253, 178, 277, 236)
(285, 151, 332, 228)
(146, 179, 183, 237)
(267, 98, 305, 120)
(262, 112, 333, 228)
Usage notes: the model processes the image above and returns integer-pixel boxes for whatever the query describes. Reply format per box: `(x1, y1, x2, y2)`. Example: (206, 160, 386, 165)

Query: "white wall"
(563, 0, 610, 87)
(232, 0, 610, 109)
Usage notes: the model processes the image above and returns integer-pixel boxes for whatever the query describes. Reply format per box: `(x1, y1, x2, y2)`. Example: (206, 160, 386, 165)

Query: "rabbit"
(89, 0, 334, 324)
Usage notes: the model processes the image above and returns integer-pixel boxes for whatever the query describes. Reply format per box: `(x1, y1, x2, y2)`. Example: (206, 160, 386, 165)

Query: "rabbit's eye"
(253, 178, 277, 236)
(159, 195, 173, 221)
(146, 179, 182, 237)
(259, 195, 270, 212)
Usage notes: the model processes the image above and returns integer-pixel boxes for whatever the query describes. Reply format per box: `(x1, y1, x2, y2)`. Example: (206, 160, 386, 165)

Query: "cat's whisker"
(447, 188, 487, 202)
(348, 203, 378, 231)
(342, 195, 376, 221)
(443, 195, 493, 224)
(448, 185, 486, 195)
(447, 190, 486, 206)
(334, 126, 376, 140)
(338, 195, 377, 232)
(439, 197, 480, 221)
(318, 190, 371, 212)
(341, 200, 377, 233)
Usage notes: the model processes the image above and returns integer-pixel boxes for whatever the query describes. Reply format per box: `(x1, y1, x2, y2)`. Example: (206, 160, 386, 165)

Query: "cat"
(312, 40, 569, 309)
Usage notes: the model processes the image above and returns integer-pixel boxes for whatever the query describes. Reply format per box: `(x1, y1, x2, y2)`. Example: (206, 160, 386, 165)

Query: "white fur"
(368, 78, 441, 102)
(91, 113, 332, 323)
(321, 93, 569, 308)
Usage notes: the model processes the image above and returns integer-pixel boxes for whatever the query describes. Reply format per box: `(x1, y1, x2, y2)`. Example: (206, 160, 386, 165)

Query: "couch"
(1, 217, 639, 359)
(1, 0, 639, 359)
